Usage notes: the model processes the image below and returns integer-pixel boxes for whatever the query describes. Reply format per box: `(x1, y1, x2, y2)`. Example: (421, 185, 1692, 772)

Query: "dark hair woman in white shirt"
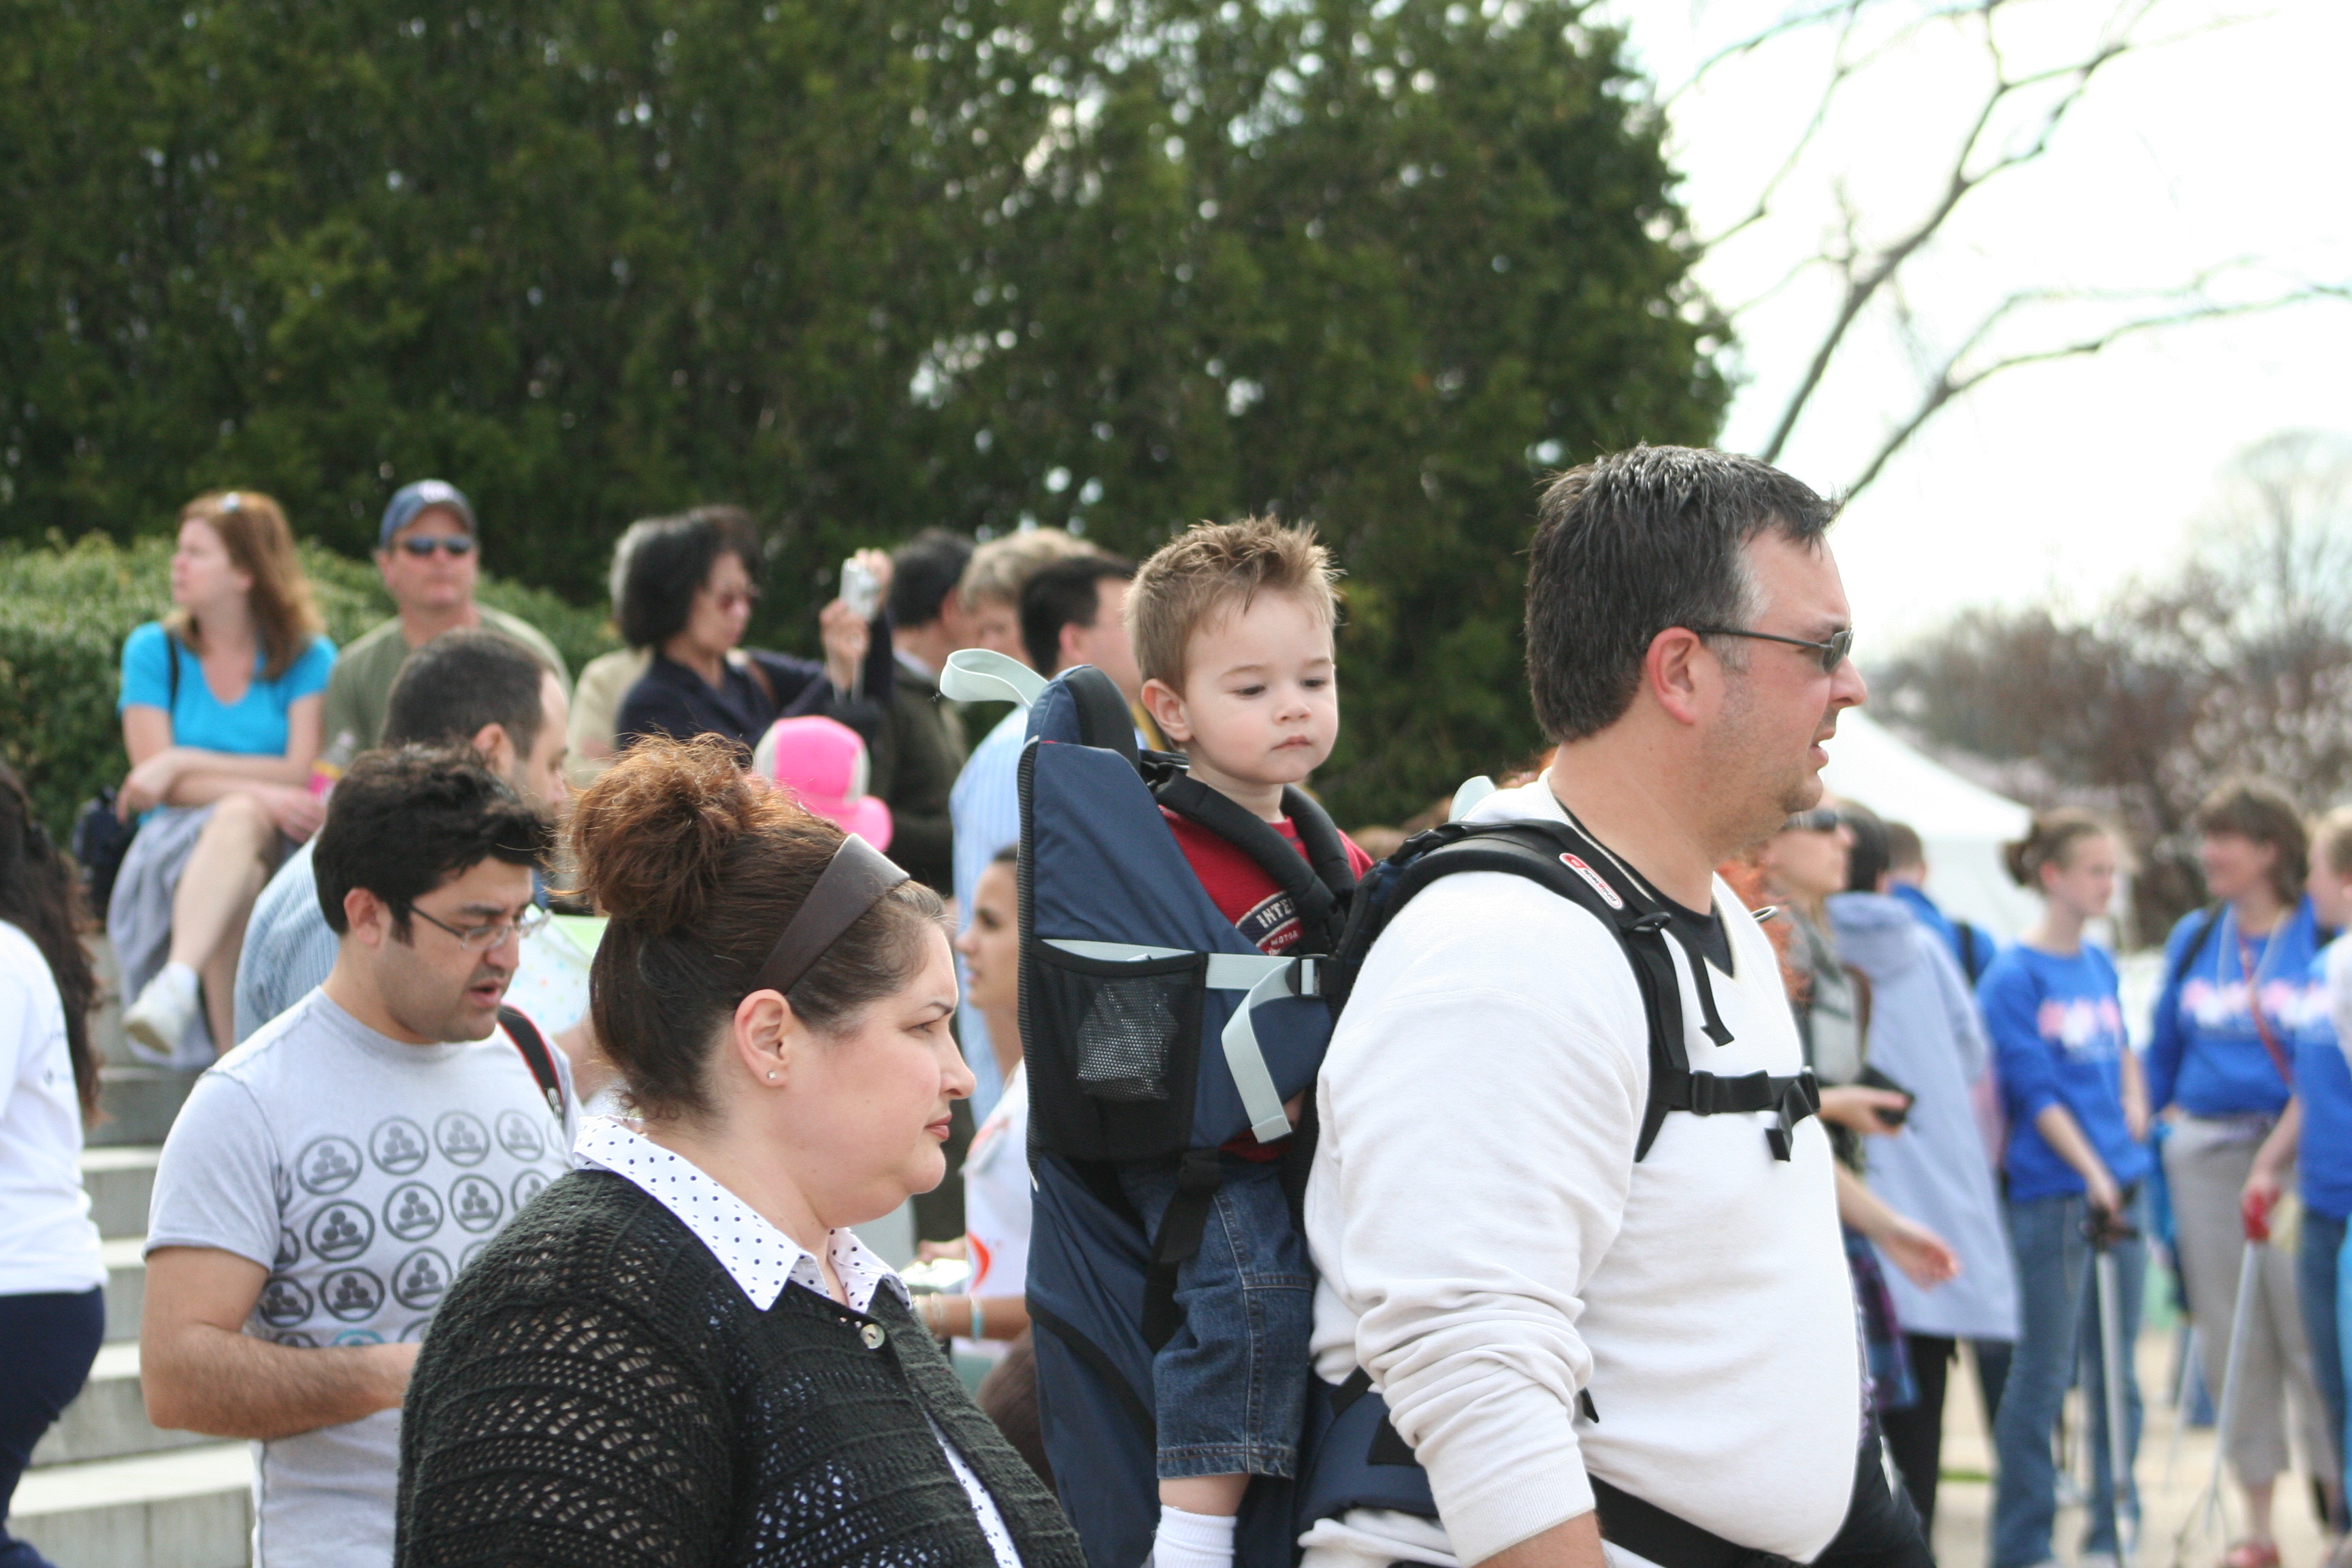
(0, 764, 107, 1567)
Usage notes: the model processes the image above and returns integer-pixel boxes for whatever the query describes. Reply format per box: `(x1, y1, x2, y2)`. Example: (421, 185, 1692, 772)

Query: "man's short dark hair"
(890, 529, 976, 628)
(1022, 553, 1134, 675)
(383, 630, 548, 757)
(615, 506, 762, 650)
(1524, 446, 1837, 742)
(315, 746, 551, 935)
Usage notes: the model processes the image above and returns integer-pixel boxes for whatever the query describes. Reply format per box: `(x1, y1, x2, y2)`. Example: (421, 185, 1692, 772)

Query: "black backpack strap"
(1140, 1148, 1226, 1351)
(1281, 787, 1362, 908)
(1357, 819, 1814, 1163)
(2166, 904, 2223, 997)
(1154, 771, 1341, 944)
(497, 1004, 566, 1120)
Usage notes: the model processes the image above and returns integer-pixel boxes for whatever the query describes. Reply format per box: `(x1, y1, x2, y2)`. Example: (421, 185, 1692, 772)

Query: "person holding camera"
(612, 507, 894, 754)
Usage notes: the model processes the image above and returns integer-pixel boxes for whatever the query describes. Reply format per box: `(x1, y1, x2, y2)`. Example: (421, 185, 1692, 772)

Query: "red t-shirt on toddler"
(1162, 805, 1375, 1158)
(1160, 808, 1375, 956)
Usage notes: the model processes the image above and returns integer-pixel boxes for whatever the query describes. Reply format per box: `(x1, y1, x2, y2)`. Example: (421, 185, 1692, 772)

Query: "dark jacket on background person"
(869, 655, 967, 896)
(616, 625, 894, 754)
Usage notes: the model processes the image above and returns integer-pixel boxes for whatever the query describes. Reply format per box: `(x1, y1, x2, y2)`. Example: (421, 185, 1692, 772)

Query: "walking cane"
(2089, 1204, 2141, 1567)
(2163, 1323, 2199, 1490)
(2174, 1199, 2271, 1568)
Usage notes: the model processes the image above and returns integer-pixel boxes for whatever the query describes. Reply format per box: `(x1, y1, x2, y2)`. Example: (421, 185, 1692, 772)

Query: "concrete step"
(84, 1144, 161, 1238)
(104, 1235, 146, 1341)
(91, 1064, 201, 1147)
(33, 1342, 212, 1467)
(10, 1441, 250, 1567)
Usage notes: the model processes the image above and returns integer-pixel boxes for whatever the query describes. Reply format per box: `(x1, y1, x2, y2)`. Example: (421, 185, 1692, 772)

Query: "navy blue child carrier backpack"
(938, 651, 1824, 1568)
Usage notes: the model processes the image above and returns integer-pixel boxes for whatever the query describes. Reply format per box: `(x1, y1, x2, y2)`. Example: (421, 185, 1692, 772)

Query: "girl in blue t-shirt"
(1978, 811, 2151, 1568)
(2246, 806, 2352, 1528)
(110, 491, 333, 1065)
(2146, 780, 2334, 1560)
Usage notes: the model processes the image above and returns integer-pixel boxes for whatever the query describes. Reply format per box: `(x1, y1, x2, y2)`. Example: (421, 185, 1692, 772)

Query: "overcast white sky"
(1599, 0, 2352, 650)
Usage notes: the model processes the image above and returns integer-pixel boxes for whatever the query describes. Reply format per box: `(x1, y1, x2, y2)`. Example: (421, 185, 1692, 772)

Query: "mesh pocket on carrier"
(1026, 941, 1206, 1161)
(1075, 968, 1194, 1102)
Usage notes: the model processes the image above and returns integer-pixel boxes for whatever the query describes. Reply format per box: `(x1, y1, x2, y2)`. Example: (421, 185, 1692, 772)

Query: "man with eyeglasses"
(321, 480, 572, 764)
(231, 631, 598, 1070)
(1302, 447, 1928, 1568)
(142, 745, 577, 1568)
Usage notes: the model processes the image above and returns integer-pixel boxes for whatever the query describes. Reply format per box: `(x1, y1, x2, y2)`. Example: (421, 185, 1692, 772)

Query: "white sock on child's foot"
(1151, 1505, 1236, 1568)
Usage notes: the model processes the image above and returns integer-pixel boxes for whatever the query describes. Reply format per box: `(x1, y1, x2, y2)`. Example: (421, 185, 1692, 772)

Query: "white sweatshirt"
(1301, 778, 1859, 1568)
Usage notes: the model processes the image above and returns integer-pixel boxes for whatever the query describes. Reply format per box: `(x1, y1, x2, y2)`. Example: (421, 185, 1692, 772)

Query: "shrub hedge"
(0, 534, 613, 839)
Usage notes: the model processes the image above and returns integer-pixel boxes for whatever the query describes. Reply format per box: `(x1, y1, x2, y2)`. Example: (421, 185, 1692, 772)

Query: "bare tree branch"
(1841, 278, 2334, 498)
(1756, 0, 2153, 461)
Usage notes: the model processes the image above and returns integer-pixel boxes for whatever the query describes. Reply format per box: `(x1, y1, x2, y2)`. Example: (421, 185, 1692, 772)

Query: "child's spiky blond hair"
(1127, 517, 1339, 690)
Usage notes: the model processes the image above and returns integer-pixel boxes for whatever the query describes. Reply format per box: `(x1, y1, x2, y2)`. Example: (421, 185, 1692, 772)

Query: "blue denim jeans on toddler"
(1117, 1153, 1313, 1480)
(1991, 1188, 2147, 1568)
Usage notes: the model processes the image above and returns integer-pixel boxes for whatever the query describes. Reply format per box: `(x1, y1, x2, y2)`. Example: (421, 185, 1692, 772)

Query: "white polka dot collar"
(573, 1114, 904, 1315)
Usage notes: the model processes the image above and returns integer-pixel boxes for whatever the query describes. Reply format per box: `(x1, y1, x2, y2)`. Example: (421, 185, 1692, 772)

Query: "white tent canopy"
(1819, 708, 2042, 941)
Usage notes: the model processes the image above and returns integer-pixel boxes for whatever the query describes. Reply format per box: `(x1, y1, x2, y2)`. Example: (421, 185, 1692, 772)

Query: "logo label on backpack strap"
(1558, 853, 1624, 910)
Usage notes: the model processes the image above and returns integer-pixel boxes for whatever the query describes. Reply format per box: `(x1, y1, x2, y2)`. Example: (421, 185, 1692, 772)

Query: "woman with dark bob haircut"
(612, 505, 898, 752)
(395, 737, 1084, 1568)
(2146, 778, 2340, 1556)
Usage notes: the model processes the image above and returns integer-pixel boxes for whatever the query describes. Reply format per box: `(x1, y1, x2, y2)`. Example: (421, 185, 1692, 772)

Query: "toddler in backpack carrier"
(1037, 520, 1375, 1568)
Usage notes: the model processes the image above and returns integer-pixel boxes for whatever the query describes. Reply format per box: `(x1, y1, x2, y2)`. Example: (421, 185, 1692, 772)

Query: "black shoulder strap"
(1154, 770, 1342, 945)
(164, 627, 182, 713)
(1360, 819, 1814, 1162)
(497, 1004, 566, 1120)
(2167, 904, 2223, 997)
(1280, 786, 1361, 909)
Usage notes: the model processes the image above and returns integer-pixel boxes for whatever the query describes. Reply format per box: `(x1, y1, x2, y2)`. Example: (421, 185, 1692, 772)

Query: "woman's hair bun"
(569, 736, 768, 933)
(2003, 808, 2110, 890)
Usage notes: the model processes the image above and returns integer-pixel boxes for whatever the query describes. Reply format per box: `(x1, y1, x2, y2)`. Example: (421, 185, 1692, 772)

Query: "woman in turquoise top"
(110, 491, 334, 1064)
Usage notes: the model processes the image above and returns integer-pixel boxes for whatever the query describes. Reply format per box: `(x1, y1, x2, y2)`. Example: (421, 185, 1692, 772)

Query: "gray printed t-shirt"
(147, 988, 576, 1568)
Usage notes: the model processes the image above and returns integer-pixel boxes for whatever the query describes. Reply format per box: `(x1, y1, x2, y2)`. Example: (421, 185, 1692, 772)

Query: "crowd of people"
(0, 448, 2347, 1568)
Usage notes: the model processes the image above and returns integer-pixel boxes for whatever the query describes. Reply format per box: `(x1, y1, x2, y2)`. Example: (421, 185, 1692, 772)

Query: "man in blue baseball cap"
(321, 480, 570, 762)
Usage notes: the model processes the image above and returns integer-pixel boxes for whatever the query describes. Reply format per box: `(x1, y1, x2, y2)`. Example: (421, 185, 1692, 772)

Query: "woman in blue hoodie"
(1830, 806, 2019, 1535)
(2149, 781, 2334, 1564)
(1979, 811, 2151, 1568)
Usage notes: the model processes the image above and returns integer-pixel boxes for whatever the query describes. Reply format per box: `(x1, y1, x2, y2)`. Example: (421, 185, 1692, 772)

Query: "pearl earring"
(767, 1071, 779, 1081)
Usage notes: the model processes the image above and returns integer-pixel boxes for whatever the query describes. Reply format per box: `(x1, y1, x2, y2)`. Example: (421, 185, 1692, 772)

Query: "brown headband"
(749, 834, 911, 999)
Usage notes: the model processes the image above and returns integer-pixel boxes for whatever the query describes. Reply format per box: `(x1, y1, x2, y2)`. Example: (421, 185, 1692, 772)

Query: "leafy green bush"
(0, 534, 612, 838)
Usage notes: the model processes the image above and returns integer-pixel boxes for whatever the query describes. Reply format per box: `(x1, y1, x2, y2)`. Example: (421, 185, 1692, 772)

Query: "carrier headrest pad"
(1027, 664, 1140, 771)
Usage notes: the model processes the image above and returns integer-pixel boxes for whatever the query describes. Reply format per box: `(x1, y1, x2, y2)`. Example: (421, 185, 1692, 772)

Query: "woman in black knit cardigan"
(395, 736, 1085, 1568)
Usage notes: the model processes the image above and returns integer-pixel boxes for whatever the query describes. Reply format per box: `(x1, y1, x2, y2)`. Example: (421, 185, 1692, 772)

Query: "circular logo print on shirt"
(295, 1136, 365, 1195)
(460, 1239, 491, 1275)
(399, 1318, 434, 1344)
(272, 1331, 318, 1349)
(275, 1229, 301, 1270)
(393, 1247, 453, 1310)
(306, 1201, 376, 1263)
(257, 1276, 314, 1328)
(332, 1328, 385, 1346)
(321, 1268, 387, 1322)
(495, 1109, 546, 1162)
(450, 1175, 505, 1235)
(434, 1112, 491, 1167)
(370, 1117, 431, 1175)
(510, 1168, 549, 1212)
(383, 1182, 444, 1243)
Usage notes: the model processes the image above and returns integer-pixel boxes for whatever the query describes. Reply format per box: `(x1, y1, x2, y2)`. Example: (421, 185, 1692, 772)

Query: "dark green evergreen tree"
(0, 0, 1722, 822)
